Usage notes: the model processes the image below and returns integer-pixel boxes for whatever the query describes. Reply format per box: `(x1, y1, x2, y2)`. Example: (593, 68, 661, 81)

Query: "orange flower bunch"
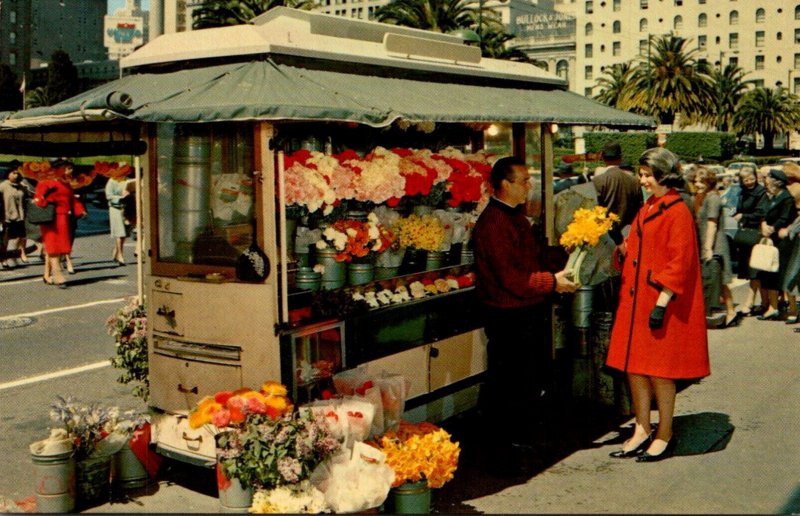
(20, 161, 63, 181)
(189, 381, 293, 429)
(92, 161, 132, 180)
(370, 421, 460, 488)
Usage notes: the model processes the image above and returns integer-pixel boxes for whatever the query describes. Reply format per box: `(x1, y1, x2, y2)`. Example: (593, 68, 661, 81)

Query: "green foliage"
(216, 411, 341, 489)
(0, 65, 22, 111)
(375, 0, 480, 34)
(665, 132, 736, 161)
(24, 87, 52, 109)
(594, 62, 633, 109)
(46, 50, 79, 105)
(733, 87, 800, 152)
(192, 0, 316, 28)
(584, 132, 656, 163)
(107, 297, 149, 401)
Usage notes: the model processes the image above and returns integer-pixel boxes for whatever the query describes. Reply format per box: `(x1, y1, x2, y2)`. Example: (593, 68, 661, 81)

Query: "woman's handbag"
(26, 200, 56, 225)
(733, 227, 761, 247)
(749, 238, 780, 273)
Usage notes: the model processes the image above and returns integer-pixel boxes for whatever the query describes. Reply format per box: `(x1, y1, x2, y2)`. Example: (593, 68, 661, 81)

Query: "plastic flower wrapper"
(431, 210, 458, 252)
(372, 374, 411, 433)
(559, 205, 619, 288)
(295, 227, 321, 258)
(332, 368, 385, 437)
(301, 397, 375, 449)
(310, 442, 395, 513)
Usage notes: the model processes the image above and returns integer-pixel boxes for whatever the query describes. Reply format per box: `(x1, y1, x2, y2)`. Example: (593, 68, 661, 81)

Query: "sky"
(107, 0, 150, 15)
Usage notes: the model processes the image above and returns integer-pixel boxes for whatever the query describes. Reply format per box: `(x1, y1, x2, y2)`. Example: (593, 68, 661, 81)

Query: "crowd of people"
(0, 160, 134, 288)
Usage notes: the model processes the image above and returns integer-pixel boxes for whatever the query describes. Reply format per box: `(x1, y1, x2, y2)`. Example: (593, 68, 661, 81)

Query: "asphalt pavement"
(2, 221, 799, 513)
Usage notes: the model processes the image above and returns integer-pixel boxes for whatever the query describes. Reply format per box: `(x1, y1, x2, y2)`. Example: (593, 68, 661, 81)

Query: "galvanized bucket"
(571, 286, 594, 329)
(113, 445, 148, 490)
(31, 450, 75, 513)
(217, 465, 253, 513)
(389, 479, 431, 514)
(348, 262, 375, 286)
(425, 251, 446, 271)
(295, 267, 322, 292)
(75, 455, 111, 509)
(315, 248, 346, 290)
(172, 133, 211, 262)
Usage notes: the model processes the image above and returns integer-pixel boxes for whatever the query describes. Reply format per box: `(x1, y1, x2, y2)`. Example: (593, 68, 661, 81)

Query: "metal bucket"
(31, 450, 75, 513)
(348, 262, 375, 285)
(75, 455, 111, 509)
(315, 248, 346, 290)
(295, 267, 322, 292)
(425, 251, 445, 271)
(217, 465, 253, 513)
(113, 446, 148, 490)
(389, 480, 431, 514)
(172, 133, 211, 262)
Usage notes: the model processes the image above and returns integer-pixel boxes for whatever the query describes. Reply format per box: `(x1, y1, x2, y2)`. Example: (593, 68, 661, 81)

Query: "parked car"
(726, 161, 757, 176)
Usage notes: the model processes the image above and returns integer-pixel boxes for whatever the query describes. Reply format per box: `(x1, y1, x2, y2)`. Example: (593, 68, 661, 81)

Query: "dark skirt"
(736, 242, 760, 280)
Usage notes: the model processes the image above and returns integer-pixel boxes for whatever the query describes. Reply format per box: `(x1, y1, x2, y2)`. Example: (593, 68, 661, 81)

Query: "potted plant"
(369, 421, 460, 514)
(106, 296, 148, 401)
(48, 397, 130, 509)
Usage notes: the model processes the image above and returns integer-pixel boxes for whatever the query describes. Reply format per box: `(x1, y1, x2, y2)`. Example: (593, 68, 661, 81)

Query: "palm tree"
(733, 87, 800, 152)
(193, 0, 314, 29)
(375, 0, 479, 34)
(25, 87, 52, 109)
(479, 26, 532, 62)
(623, 34, 713, 126)
(594, 62, 633, 109)
(685, 63, 750, 131)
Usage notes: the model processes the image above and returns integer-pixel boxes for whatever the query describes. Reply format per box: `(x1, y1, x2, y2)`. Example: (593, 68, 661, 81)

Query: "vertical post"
(134, 155, 143, 303)
(540, 124, 555, 246)
(277, 150, 289, 325)
(646, 34, 652, 117)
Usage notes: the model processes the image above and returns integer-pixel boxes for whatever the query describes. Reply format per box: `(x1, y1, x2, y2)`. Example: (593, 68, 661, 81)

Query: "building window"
(796, 5, 800, 20)
(585, 66, 593, 80)
(585, 87, 594, 97)
(557, 60, 569, 79)
(777, 32, 782, 40)
(795, 28, 800, 43)
(586, 1, 593, 14)
(9, 32, 16, 44)
(10, 11, 16, 23)
(698, 13, 707, 27)
(640, 18, 648, 31)
(753, 79, 764, 88)
(613, 0, 620, 11)
(640, 0, 648, 9)
(729, 10, 738, 24)
(613, 41, 621, 56)
(674, 0, 682, 5)
(755, 30, 765, 46)
(795, 53, 800, 69)
(755, 8, 765, 23)
(755, 55, 764, 70)
(698, 35, 707, 49)
(585, 23, 593, 36)
(699, 0, 706, 4)
(794, 77, 800, 94)
(729, 56, 738, 66)
(585, 44, 593, 57)
(729, 32, 739, 49)
(613, 21, 621, 33)
(674, 15, 683, 29)
(639, 39, 648, 55)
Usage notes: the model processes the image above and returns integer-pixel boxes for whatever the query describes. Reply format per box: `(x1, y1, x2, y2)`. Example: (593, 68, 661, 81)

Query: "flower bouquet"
(369, 421, 460, 489)
(393, 214, 446, 252)
(559, 205, 619, 287)
(106, 296, 148, 401)
(315, 212, 395, 263)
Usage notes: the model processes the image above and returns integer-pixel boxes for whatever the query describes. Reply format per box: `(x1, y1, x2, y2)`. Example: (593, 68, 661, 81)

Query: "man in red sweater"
(474, 156, 576, 466)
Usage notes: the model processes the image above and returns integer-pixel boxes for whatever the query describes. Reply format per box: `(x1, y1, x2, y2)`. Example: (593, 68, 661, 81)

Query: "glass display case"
(281, 320, 345, 403)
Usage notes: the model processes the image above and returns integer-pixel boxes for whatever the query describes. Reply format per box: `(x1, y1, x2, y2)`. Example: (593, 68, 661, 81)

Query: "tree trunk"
(763, 132, 775, 152)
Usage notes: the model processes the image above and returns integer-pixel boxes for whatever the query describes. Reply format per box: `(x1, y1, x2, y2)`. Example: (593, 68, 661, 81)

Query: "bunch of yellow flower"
(393, 214, 445, 252)
(371, 421, 460, 488)
(559, 205, 619, 250)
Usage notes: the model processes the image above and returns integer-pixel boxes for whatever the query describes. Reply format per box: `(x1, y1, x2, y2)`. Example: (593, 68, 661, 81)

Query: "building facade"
(149, 0, 198, 39)
(575, 0, 800, 97)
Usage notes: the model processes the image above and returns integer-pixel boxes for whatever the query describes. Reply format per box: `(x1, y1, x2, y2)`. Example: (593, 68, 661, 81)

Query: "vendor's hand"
(703, 248, 714, 262)
(649, 305, 666, 330)
(616, 242, 627, 257)
(554, 269, 578, 293)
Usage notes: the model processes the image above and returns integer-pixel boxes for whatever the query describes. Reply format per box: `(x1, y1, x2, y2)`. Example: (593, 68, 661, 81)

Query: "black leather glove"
(649, 305, 666, 330)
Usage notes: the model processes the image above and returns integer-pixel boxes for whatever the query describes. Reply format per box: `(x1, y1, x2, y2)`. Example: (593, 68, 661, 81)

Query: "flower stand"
(75, 455, 111, 509)
(217, 464, 253, 513)
(388, 480, 432, 514)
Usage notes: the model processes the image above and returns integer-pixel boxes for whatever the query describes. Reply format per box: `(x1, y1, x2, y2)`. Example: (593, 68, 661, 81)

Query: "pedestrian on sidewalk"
(34, 160, 86, 288)
(473, 156, 577, 466)
(0, 164, 31, 268)
(105, 173, 131, 266)
(606, 147, 710, 462)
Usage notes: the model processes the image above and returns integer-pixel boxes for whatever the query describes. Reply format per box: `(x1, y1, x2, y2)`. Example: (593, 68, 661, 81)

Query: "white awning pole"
(134, 155, 143, 303)
(277, 151, 288, 324)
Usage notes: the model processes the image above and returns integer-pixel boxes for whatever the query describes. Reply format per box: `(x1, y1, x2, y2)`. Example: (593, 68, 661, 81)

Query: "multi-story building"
(149, 0, 199, 38)
(575, 0, 800, 98)
(0, 0, 106, 82)
(105, 0, 148, 60)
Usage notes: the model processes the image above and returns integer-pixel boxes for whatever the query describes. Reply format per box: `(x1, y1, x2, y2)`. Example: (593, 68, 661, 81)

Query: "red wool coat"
(606, 190, 710, 379)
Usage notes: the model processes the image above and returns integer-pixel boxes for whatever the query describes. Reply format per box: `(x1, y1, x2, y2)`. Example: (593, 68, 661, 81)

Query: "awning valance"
(2, 59, 655, 129)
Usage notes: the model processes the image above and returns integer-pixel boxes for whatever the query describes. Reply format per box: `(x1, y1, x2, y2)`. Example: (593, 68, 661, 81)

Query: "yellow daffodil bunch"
(559, 205, 619, 250)
(393, 214, 445, 252)
(371, 422, 460, 488)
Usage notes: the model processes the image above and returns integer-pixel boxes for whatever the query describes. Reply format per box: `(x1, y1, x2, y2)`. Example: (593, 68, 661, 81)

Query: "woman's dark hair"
(694, 166, 718, 190)
(639, 147, 681, 186)
(490, 156, 526, 191)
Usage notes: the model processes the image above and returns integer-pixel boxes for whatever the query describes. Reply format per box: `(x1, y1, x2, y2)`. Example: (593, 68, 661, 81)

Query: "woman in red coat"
(606, 148, 709, 462)
(34, 161, 85, 288)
